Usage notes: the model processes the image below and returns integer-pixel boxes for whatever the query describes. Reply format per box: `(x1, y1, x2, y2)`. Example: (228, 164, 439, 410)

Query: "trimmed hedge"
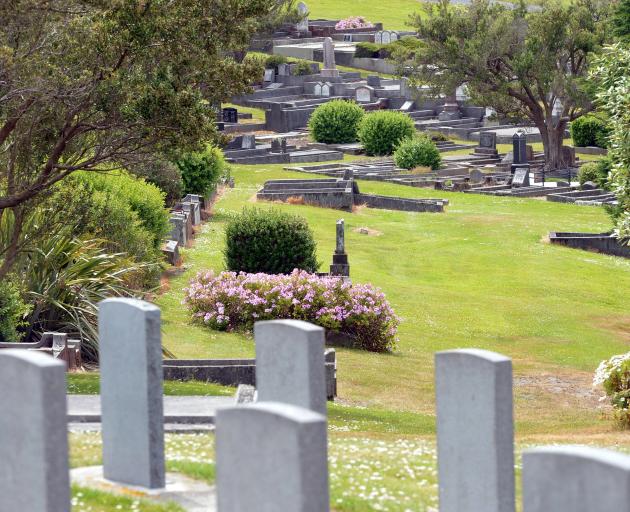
(570, 116, 610, 148)
(358, 111, 416, 156)
(394, 136, 442, 170)
(224, 208, 319, 274)
(309, 100, 365, 144)
(176, 145, 226, 197)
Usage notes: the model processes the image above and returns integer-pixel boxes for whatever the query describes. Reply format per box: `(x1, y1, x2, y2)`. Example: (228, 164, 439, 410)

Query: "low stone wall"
(258, 189, 354, 210)
(163, 351, 338, 400)
(549, 232, 630, 258)
(354, 193, 447, 213)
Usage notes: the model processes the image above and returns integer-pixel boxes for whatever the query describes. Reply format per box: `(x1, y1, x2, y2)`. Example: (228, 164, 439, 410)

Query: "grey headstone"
(241, 134, 256, 149)
(99, 298, 165, 489)
(270, 138, 281, 153)
(277, 63, 290, 76)
(367, 75, 381, 87)
(335, 219, 345, 254)
(522, 446, 630, 512)
(254, 320, 327, 415)
(381, 31, 391, 44)
(314, 82, 323, 96)
(235, 384, 257, 404)
(216, 402, 329, 512)
(355, 85, 374, 103)
(479, 131, 497, 149)
(263, 69, 274, 82)
(321, 37, 339, 78)
(435, 349, 515, 512)
(512, 168, 530, 187)
(374, 31, 383, 44)
(0, 350, 70, 512)
(321, 82, 331, 97)
(390, 31, 400, 41)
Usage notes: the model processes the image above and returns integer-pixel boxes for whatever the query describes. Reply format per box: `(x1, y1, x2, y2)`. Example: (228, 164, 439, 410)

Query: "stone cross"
(336, 218, 345, 254)
(523, 446, 630, 511)
(321, 37, 339, 78)
(0, 350, 70, 512)
(215, 402, 329, 512)
(254, 320, 327, 415)
(435, 349, 515, 512)
(99, 298, 165, 489)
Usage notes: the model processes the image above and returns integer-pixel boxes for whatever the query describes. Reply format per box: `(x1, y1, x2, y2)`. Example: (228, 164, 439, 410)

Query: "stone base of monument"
(71, 466, 217, 512)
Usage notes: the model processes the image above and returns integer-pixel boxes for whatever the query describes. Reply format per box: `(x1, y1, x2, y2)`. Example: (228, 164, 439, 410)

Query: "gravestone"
(343, 34, 353, 42)
(479, 131, 497, 150)
(296, 2, 309, 32)
(321, 82, 331, 97)
(162, 239, 180, 265)
(281, 138, 288, 153)
(0, 350, 70, 512)
(99, 298, 165, 489)
(374, 31, 383, 44)
(216, 402, 329, 512)
(381, 31, 391, 44)
(355, 85, 374, 103)
(390, 31, 400, 41)
(400, 100, 414, 112)
(277, 63, 290, 76)
(561, 146, 576, 167)
(270, 138, 281, 153)
(222, 107, 238, 124)
(522, 446, 630, 512)
(330, 218, 350, 277)
(242, 134, 256, 149)
(400, 77, 412, 99)
(435, 349, 515, 512)
(254, 320, 327, 415)
(263, 69, 274, 82)
(512, 132, 528, 164)
(321, 37, 339, 78)
(366, 75, 381, 88)
(314, 82, 322, 96)
(512, 167, 530, 187)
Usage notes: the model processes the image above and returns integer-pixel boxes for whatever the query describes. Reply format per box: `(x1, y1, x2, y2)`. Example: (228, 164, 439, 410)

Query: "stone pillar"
(330, 218, 350, 277)
(99, 298, 165, 489)
(0, 350, 70, 512)
(435, 349, 515, 512)
(523, 446, 630, 511)
(254, 320, 327, 415)
(216, 402, 329, 512)
(321, 37, 339, 78)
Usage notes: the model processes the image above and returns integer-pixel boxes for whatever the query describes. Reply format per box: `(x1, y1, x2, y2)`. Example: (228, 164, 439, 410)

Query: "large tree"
(406, 0, 611, 170)
(0, 0, 269, 276)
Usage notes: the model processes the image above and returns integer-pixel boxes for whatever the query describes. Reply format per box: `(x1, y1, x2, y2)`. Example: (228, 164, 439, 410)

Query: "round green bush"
(292, 60, 314, 76)
(224, 208, 319, 274)
(358, 111, 416, 156)
(308, 100, 365, 144)
(578, 158, 611, 189)
(176, 145, 225, 197)
(570, 116, 610, 148)
(394, 136, 442, 170)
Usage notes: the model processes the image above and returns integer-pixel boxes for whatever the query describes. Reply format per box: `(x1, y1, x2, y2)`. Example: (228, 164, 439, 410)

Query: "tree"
(612, 0, 630, 41)
(591, 43, 630, 243)
(0, 0, 269, 276)
(406, 0, 611, 170)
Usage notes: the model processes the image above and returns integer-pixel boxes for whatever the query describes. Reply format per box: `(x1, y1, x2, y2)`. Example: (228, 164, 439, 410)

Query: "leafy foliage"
(224, 208, 319, 274)
(309, 100, 365, 144)
(176, 146, 226, 197)
(0, 280, 31, 342)
(265, 54, 288, 71)
(594, 353, 630, 428)
(612, 0, 630, 41)
(185, 270, 399, 352)
(570, 116, 610, 148)
(292, 59, 315, 76)
(358, 111, 416, 156)
(394, 136, 442, 170)
(577, 159, 611, 189)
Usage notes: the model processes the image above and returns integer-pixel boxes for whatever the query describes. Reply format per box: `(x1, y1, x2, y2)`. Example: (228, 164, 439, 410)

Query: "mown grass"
(72, 486, 184, 511)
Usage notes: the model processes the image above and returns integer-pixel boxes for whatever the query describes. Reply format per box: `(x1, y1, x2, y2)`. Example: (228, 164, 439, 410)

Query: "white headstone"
(0, 351, 70, 512)
(523, 446, 630, 512)
(321, 83, 331, 97)
(99, 298, 165, 489)
(435, 349, 515, 512)
(216, 402, 329, 512)
(355, 86, 373, 103)
(254, 320, 327, 415)
(314, 83, 322, 96)
(263, 69, 274, 82)
(375, 31, 383, 44)
(381, 31, 391, 44)
(390, 31, 400, 41)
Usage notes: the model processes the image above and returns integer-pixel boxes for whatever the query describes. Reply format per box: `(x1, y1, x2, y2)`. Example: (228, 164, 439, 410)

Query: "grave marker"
(99, 298, 165, 489)
(321, 82, 331, 97)
(263, 69, 274, 82)
(321, 37, 339, 78)
(0, 350, 70, 512)
(355, 85, 374, 103)
(314, 82, 323, 96)
(254, 320, 327, 415)
(435, 349, 515, 512)
(479, 131, 497, 149)
(375, 31, 383, 44)
(512, 168, 530, 187)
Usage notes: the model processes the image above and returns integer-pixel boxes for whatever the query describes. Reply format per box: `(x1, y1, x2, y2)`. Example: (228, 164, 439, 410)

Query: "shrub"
(0, 281, 31, 342)
(184, 270, 399, 352)
(292, 59, 314, 76)
(426, 130, 449, 142)
(309, 100, 365, 144)
(394, 136, 442, 170)
(577, 160, 609, 188)
(265, 54, 287, 71)
(594, 352, 630, 428)
(131, 157, 183, 207)
(335, 16, 374, 30)
(354, 42, 381, 58)
(570, 116, 610, 148)
(358, 111, 416, 156)
(224, 208, 319, 274)
(176, 145, 225, 198)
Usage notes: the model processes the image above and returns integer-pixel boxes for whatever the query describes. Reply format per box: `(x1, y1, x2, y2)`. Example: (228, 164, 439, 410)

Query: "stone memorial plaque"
(263, 69, 274, 82)
(400, 100, 414, 112)
(512, 167, 529, 187)
(343, 34, 352, 42)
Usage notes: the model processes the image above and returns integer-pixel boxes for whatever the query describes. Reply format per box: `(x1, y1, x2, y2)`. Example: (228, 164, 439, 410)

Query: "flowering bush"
(335, 16, 374, 30)
(593, 352, 630, 428)
(184, 269, 399, 352)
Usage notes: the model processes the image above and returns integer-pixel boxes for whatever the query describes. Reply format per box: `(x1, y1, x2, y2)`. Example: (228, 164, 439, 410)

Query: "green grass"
(67, 373, 234, 396)
(72, 486, 184, 511)
(157, 158, 630, 437)
(306, 0, 422, 30)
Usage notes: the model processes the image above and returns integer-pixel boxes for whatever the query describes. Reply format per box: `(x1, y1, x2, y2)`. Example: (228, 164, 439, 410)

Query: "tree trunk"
(536, 115, 568, 171)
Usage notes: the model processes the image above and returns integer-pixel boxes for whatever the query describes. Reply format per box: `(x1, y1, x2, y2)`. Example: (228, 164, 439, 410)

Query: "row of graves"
(3, 300, 630, 510)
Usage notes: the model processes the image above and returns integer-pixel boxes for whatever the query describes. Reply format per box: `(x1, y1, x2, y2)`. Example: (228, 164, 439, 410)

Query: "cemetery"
(1, 0, 630, 511)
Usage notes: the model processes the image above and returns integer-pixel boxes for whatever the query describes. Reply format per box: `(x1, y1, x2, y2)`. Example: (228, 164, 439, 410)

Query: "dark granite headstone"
(222, 108, 238, 124)
(270, 138, 281, 153)
(366, 75, 381, 88)
(512, 133, 527, 164)
(280, 138, 288, 153)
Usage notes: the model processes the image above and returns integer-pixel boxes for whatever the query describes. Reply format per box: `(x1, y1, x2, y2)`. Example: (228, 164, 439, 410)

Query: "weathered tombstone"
(281, 138, 288, 153)
(355, 85, 374, 103)
(99, 298, 165, 489)
(242, 134, 256, 149)
(512, 167, 530, 187)
(321, 37, 339, 78)
(0, 350, 70, 512)
(215, 402, 329, 512)
(235, 384, 257, 404)
(222, 107, 238, 124)
(400, 100, 414, 112)
(162, 239, 181, 265)
(522, 446, 630, 512)
(277, 63, 290, 76)
(321, 82, 331, 97)
(381, 31, 391, 44)
(254, 320, 327, 415)
(435, 349, 515, 512)
(470, 168, 485, 183)
(296, 2, 309, 32)
(263, 68, 274, 82)
(270, 138, 281, 153)
(561, 145, 576, 167)
(479, 131, 497, 150)
(314, 82, 323, 96)
(390, 31, 400, 41)
(330, 218, 350, 277)
(374, 31, 383, 44)
(168, 213, 187, 246)
(366, 75, 381, 88)
(512, 132, 528, 164)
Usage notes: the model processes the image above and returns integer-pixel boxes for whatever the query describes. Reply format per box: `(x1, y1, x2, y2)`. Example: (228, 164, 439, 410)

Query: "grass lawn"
(306, 0, 422, 30)
(156, 158, 630, 439)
